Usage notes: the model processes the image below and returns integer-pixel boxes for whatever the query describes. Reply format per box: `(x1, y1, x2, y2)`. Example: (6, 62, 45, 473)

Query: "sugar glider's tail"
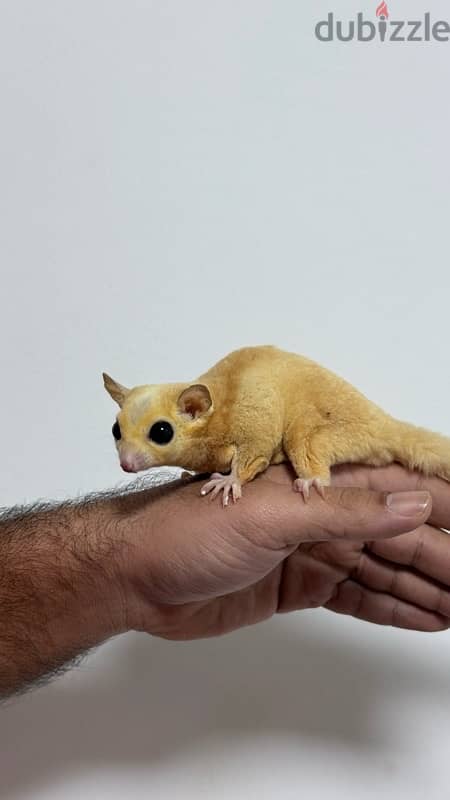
(386, 417, 450, 481)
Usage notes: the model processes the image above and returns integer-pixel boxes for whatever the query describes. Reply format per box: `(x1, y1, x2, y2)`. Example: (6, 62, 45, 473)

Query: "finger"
(276, 545, 350, 613)
(368, 524, 450, 588)
(209, 486, 221, 502)
(332, 463, 450, 530)
(239, 482, 432, 551)
(201, 479, 218, 495)
(353, 544, 450, 616)
(325, 579, 449, 632)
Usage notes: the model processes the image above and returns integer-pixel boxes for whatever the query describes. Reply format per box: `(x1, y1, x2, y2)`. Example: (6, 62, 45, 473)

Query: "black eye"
(149, 420, 174, 445)
(112, 421, 121, 440)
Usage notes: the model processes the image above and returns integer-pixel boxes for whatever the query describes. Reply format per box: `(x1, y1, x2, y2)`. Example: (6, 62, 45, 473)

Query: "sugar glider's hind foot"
(201, 472, 243, 507)
(293, 477, 329, 501)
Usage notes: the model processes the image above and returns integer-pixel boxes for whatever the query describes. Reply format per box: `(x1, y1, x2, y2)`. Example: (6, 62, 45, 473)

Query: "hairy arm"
(0, 494, 129, 698)
(0, 466, 446, 699)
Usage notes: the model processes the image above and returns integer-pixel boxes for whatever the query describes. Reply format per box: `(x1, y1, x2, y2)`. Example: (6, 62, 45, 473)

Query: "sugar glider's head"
(102, 373, 213, 473)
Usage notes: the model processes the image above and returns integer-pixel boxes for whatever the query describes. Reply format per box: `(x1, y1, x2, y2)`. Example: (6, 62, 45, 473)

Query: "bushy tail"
(387, 418, 450, 481)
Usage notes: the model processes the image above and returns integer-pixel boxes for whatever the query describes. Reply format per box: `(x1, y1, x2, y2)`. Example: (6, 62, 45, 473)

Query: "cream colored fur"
(103, 345, 450, 487)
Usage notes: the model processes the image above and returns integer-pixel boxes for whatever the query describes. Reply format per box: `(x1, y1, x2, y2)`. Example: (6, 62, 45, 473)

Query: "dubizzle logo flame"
(376, 2, 389, 19)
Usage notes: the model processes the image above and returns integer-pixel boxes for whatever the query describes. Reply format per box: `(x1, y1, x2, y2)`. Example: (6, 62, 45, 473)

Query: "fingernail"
(386, 491, 430, 516)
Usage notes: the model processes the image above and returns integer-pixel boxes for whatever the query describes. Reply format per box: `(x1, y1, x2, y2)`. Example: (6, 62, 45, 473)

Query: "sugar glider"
(103, 345, 450, 506)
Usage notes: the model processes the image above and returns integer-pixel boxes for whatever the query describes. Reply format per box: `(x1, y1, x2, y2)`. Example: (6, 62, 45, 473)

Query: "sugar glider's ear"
(102, 373, 130, 407)
(177, 384, 212, 419)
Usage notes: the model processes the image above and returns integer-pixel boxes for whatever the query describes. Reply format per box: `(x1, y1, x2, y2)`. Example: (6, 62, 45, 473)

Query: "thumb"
(240, 484, 432, 551)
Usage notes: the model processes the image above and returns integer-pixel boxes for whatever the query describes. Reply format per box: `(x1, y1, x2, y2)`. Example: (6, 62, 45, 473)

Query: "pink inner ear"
(185, 399, 198, 418)
(179, 385, 212, 418)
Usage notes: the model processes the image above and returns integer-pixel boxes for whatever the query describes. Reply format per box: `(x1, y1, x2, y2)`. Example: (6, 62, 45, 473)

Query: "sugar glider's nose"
(120, 450, 145, 473)
(120, 460, 136, 473)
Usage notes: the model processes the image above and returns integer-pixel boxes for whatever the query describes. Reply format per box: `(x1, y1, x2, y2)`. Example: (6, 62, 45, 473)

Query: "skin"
(0, 463, 450, 698)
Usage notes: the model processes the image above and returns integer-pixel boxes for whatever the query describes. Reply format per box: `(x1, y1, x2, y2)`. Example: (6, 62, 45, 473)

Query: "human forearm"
(0, 464, 445, 699)
(0, 496, 129, 698)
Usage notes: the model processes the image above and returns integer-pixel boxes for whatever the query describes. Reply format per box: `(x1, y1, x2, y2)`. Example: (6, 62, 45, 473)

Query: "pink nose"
(120, 460, 137, 473)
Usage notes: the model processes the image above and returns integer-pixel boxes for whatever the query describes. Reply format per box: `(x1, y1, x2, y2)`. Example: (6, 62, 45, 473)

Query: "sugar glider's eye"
(112, 421, 121, 440)
(149, 420, 174, 445)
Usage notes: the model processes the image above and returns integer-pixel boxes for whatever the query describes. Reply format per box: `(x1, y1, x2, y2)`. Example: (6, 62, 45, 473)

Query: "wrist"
(107, 479, 192, 636)
(64, 498, 131, 640)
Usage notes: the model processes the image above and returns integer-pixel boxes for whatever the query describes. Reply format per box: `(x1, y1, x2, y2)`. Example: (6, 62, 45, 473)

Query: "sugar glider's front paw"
(293, 477, 329, 501)
(201, 472, 242, 507)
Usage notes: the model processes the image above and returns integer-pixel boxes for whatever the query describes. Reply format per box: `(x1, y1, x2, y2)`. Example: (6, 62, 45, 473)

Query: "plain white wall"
(0, 1, 450, 797)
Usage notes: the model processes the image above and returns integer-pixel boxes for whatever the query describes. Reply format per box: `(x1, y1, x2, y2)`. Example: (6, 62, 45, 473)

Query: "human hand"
(117, 464, 450, 639)
(326, 463, 450, 627)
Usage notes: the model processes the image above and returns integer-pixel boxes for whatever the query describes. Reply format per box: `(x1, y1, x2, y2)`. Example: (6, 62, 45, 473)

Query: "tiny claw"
(316, 482, 326, 500)
(232, 482, 242, 503)
(294, 477, 327, 502)
(201, 472, 242, 507)
(209, 485, 222, 502)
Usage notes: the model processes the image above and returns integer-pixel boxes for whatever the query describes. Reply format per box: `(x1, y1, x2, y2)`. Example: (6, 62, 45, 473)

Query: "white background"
(0, 1, 450, 797)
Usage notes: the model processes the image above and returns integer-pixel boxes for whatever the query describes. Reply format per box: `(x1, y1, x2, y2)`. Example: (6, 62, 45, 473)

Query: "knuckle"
(390, 599, 402, 628)
(409, 529, 425, 569)
(330, 487, 380, 528)
(389, 565, 401, 595)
